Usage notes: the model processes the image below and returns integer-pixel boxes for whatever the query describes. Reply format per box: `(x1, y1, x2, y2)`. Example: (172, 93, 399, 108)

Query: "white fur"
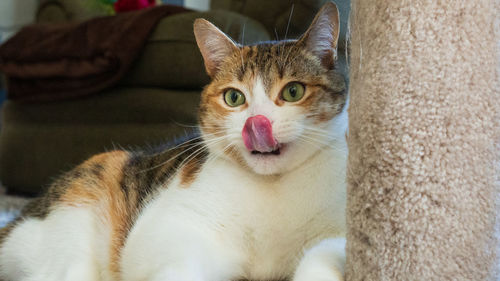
(0, 207, 107, 281)
(121, 138, 346, 280)
(293, 238, 346, 281)
(0, 78, 347, 281)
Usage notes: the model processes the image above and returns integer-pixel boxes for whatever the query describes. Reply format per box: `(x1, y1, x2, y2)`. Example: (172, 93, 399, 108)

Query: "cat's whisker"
(239, 49, 245, 75)
(281, 42, 295, 70)
(300, 125, 339, 136)
(276, 43, 282, 71)
(169, 119, 203, 130)
(196, 128, 238, 141)
(284, 4, 294, 42)
(137, 143, 204, 173)
(239, 23, 246, 74)
(176, 134, 234, 171)
(203, 142, 235, 167)
(296, 138, 346, 155)
(303, 111, 345, 120)
(204, 132, 240, 142)
(198, 124, 233, 130)
(176, 145, 210, 173)
(298, 134, 331, 146)
(298, 136, 336, 150)
(301, 126, 333, 134)
(299, 121, 331, 129)
(200, 135, 233, 146)
(278, 42, 286, 71)
(240, 21, 246, 46)
(302, 130, 338, 141)
(278, 3, 295, 71)
(302, 136, 346, 151)
(300, 127, 337, 138)
(167, 137, 229, 174)
(138, 136, 228, 173)
(143, 136, 204, 158)
(296, 136, 325, 152)
(298, 134, 346, 152)
(144, 129, 231, 158)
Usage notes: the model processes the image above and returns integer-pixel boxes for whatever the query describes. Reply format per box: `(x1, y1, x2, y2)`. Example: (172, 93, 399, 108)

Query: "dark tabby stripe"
(120, 133, 207, 212)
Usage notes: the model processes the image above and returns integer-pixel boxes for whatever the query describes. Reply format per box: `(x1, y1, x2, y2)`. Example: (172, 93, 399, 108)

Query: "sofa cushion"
(119, 10, 270, 89)
(0, 87, 201, 194)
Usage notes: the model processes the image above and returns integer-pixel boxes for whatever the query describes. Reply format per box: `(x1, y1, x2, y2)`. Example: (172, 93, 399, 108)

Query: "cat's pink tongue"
(242, 115, 278, 152)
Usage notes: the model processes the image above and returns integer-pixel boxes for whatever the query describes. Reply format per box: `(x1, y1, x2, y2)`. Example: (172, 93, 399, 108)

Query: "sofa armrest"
(36, 1, 70, 23)
(37, 0, 114, 23)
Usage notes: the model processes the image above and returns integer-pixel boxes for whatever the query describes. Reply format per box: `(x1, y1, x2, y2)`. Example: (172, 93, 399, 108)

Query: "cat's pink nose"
(242, 115, 278, 152)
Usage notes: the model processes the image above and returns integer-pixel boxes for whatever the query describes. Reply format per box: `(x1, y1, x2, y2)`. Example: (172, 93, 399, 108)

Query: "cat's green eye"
(224, 89, 246, 107)
(281, 82, 305, 102)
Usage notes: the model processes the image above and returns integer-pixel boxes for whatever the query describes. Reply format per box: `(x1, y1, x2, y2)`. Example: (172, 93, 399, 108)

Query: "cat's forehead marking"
(252, 76, 268, 104)
(236, 44, 290, 92)
(255, 44, 279, 89)
(236, 46, 258, 82)
(249, 76, 276, 117)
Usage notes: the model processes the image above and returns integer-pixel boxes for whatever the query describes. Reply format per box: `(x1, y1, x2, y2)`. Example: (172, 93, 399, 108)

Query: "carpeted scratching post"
(346, 1, 499, 280)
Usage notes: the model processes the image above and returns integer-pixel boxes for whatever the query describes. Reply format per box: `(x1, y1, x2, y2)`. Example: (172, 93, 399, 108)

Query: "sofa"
(0, 0, 349, 195)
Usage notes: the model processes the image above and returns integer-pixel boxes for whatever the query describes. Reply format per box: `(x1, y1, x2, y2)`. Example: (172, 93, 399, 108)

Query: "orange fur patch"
(179, 151, 206, 187)
(0, 224, 15, 248)
(59, 150, 131, 276)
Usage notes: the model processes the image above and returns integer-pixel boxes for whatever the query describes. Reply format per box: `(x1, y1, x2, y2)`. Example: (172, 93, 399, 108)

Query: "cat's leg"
(0, 207, 104, 281)
(293, 238, 346, 281)
(121, 215, 243, 281)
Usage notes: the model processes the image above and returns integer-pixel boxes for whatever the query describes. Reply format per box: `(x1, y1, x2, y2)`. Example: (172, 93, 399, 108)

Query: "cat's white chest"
(224, 153, 345, 278)
(121, 149, 346, 281)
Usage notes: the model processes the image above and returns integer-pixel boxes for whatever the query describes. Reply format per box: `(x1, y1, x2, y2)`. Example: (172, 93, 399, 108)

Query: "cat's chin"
(241, 143, 309, 175)
(237, 143, 285, 175)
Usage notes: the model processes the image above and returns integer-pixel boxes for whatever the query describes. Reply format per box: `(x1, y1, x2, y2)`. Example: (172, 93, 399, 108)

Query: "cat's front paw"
(292, 238, 345, 281)
(150, 267, 205, 281)
(293, 267, 343, 281)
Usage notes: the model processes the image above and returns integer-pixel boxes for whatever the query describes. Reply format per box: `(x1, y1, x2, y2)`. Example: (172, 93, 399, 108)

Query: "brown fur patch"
(59, 151, 130, 275)
(179, 150, 208, 187)
(223, 146, 246, 167)
(0, 224, 16, 249)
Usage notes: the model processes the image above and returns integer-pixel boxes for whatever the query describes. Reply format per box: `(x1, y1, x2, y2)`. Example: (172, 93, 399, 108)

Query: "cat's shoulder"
(17, 133, 205, 219)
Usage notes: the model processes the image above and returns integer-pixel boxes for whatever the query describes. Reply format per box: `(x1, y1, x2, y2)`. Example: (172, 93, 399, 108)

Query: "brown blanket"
(0, 5, 189, 103)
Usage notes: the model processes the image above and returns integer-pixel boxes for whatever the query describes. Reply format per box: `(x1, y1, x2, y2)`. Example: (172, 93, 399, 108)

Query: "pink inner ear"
(242, 115, 278, 152)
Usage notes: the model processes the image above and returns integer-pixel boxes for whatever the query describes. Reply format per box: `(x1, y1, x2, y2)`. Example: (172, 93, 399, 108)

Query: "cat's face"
(194, 3, 346, 175)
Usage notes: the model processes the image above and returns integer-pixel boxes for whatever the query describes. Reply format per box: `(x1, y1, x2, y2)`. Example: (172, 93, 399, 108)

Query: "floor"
(0, 184, 29, 228)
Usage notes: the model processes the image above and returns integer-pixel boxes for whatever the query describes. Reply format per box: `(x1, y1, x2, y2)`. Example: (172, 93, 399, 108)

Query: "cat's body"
(0, 2, 347, 281)
(122, 130, 346, 281)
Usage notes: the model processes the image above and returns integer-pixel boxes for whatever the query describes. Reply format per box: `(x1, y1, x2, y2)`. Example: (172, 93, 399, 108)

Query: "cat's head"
(193, 2, 346, 175)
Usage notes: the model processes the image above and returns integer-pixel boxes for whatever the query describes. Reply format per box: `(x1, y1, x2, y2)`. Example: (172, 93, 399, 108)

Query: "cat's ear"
(298, 2, 340, 69)
(194, 19, 239, 77)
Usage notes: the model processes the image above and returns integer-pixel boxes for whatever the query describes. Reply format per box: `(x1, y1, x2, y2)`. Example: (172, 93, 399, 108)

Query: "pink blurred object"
(114, 0, 156, 12)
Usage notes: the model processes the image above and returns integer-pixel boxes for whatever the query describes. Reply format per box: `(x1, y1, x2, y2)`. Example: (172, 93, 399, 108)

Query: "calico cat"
(0, 2, 347, 281)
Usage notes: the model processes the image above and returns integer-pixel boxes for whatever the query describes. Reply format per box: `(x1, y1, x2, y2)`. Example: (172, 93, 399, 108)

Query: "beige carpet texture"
(345, 0, 499, 280)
